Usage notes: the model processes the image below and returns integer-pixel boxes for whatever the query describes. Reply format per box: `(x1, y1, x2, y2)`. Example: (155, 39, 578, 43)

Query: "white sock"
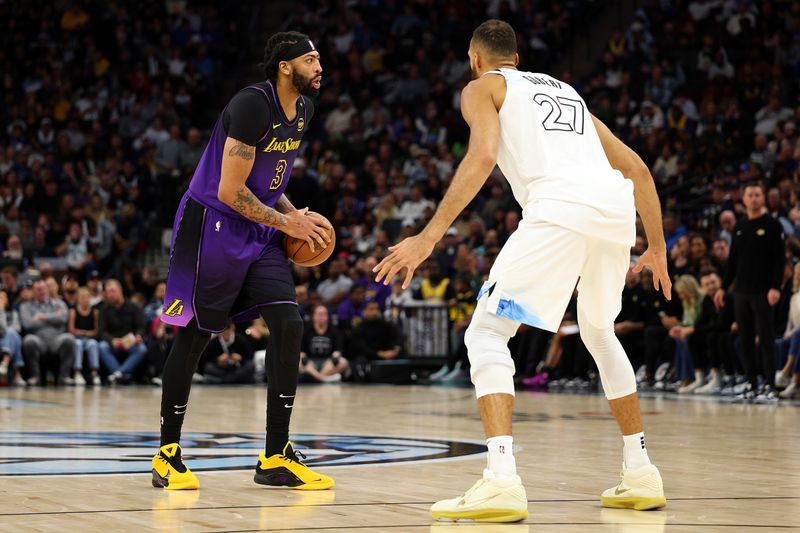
(622, 432, 651, 470)
(694, 370, 704, 383)
(486, 435, 516, 478)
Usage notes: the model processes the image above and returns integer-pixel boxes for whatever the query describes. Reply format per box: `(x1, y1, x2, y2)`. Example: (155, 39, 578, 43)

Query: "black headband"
(277, 39, 317, 62)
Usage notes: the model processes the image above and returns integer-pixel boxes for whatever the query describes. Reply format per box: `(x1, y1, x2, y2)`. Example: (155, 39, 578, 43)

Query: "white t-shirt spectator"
(754, 103, 794, 136)
(399, 196, 435, 223)
(325, 99, 357, 138)
(317, 275, 354, 304)
(630, 103, 664, 135)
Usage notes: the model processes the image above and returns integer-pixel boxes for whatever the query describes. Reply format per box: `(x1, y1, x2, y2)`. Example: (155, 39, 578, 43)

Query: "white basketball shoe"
(601, 463, 667, 510)
(431, 470, 528, 522)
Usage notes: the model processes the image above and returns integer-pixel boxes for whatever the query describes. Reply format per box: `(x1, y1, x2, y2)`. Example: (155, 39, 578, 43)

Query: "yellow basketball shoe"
(601, 463, 667, 510)
(430, 470, 528, 523)
(254, 441, 334, 490)
(151, 443, 200, 490)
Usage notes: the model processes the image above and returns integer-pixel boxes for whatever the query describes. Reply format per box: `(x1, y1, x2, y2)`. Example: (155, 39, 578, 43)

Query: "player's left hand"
(373, 234, 436, 289)
(304, 210, 333, 232)
(634, 246, 672, 300)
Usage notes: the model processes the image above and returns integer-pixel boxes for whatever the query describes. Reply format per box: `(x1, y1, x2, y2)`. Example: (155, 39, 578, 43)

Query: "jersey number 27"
(533, 93, 585, 134)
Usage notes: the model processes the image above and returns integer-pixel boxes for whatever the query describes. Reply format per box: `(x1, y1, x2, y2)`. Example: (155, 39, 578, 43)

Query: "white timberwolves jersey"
(488, 68, 635, 246)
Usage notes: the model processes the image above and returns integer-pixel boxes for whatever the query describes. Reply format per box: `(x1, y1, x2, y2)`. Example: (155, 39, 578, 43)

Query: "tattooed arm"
(218, 136, 331, 249)
(218, 137, 287, 227)
(275, 194, 297, 214)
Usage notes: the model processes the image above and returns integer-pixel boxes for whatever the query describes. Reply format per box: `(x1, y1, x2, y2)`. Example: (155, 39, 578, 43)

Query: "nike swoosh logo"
(458, 494, 498, 508)
(614, 487, 630, 495)
(285, 404, 294, 408)
(279, 394, 295, 398)
(273, 122, 282, 129)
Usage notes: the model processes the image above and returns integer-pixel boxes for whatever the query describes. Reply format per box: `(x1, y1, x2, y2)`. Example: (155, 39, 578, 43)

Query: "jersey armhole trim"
(244, 86, 273, 144)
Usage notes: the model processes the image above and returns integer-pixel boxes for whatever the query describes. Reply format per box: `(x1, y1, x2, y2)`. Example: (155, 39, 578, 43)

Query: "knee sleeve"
(260, 305, 302, 394)
(261, 306, 302, 369)
(577, 307, 636, 400)
(465, 300, 519, 398)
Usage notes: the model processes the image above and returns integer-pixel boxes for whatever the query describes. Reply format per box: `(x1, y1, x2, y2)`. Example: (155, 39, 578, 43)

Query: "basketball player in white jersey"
(374, 20, 671, 522)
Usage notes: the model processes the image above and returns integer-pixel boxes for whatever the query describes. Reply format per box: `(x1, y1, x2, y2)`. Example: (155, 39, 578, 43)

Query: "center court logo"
(0, 432, 486, 476)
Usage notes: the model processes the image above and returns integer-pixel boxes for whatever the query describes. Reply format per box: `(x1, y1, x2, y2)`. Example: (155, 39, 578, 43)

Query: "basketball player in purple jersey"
(151, 32, 334, 491)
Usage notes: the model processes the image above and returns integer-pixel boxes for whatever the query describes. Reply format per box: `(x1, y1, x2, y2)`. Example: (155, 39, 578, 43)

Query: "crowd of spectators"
(1, 1, 799, 402)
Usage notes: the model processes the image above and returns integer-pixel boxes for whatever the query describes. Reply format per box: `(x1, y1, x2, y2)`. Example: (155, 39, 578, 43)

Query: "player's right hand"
(282, 208, 331, 253)
(633, 247, 672, 300)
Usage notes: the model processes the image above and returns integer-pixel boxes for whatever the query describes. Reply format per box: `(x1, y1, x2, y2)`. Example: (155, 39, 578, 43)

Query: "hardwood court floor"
(1, 383, 798, 532)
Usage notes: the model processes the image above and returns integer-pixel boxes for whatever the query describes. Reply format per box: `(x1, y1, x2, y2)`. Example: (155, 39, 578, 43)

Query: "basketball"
(284, 223, 336, 267)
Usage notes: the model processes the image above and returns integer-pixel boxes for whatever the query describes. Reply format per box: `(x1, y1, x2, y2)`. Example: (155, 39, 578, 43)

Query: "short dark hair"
(743, 180, 766, 194)
(260, 31, 311, 81)
(472, 20, 517, 58)
(699, 268, 719, 279)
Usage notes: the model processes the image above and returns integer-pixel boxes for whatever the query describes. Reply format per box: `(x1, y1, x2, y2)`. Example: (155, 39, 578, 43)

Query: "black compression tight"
(260, 304, 303, 456)
(159, 320, 211, 446)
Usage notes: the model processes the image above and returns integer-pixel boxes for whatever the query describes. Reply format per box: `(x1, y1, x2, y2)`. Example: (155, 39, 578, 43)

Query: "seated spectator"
(350, 301, 402, 362)
(67, 288, 100, 386)
(1, 266, 22, 307)
(384, 278, 417, 321)
(711, 238, 730, 271)
(398, 184, 435, 223)
(97, 279, 147, 384)
(354, 256, 391, 309)
(144, 280, 166, 325)
(414, 260, 454, 303)
(61, 274, 80, 308)
(670, 275, 706, 393)
(316, 258, 353, 307)
(2, 234, 29, 270)
(718, 210, 736, 244)
(337, 284, 368, 337)
(777, 263, 800, 399)
(20, 279, 75, 386)
(201, 323, 255, 385)
(57, 222, 93, 276)
(0, 291, 24, 386)
(641, 269, 681, 388)
(693, 271, 737, 395)
(615, 266, 646, 369)
(300, 305, 348, 383)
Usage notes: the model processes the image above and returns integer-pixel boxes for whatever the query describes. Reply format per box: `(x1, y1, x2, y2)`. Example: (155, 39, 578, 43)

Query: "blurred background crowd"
(1, 0, 799, 402)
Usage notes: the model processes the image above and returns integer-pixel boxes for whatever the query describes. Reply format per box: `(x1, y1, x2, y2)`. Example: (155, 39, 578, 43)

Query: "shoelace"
(284, 448, 308, 465)
(159, 451, 187, 472)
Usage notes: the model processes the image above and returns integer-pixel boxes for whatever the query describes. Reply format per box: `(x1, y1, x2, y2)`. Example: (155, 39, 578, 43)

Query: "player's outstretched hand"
(283, 208, 331, 253)
(633, 247, 672, 300)
(373, 234, 436, 289)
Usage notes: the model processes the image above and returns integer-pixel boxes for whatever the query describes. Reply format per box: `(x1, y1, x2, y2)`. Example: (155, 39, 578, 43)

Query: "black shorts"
(162, 194, 296, 333)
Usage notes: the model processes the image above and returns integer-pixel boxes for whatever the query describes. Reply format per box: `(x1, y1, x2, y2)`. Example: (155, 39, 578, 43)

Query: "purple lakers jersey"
(188, 81, 314, 218)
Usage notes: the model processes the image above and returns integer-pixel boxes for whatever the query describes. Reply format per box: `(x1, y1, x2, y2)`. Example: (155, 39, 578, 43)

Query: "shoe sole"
(254, 473, 334, 490)
(600, 495, 667, 510)
(431, 508, 528, 522)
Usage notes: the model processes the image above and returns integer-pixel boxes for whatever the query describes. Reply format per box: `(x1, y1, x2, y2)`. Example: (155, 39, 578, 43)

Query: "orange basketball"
(284, 223, 336, 267)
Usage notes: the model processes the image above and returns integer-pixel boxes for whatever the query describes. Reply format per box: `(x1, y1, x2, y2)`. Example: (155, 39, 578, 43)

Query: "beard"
(292, 70, 320, 97)
(470, 62, 479, 80)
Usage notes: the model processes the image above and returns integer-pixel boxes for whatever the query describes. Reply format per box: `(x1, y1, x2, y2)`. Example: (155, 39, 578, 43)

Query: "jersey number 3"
(270, 159, 287, 190)
(533, 94, 585, 134)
